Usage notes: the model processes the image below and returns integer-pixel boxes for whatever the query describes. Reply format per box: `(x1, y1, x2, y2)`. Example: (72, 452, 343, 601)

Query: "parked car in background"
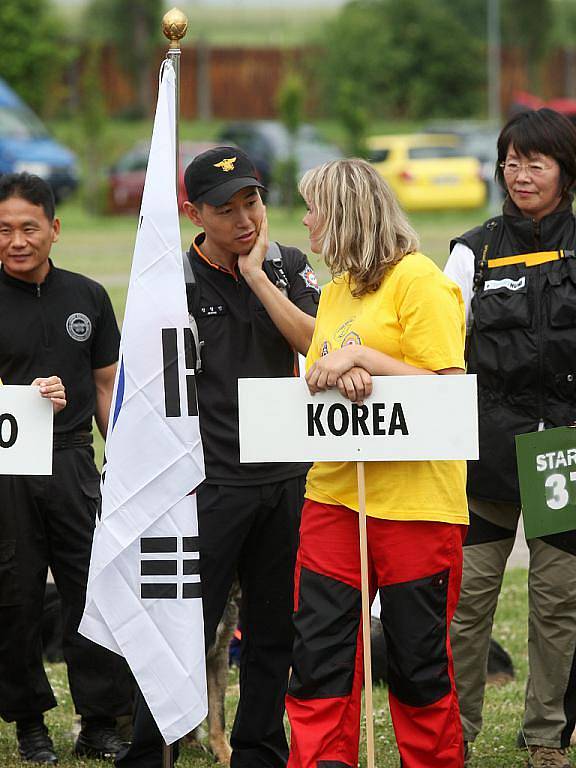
(107, 140, 218, 213)
(0, 78, 78, 202)
(218, 121, 342, 201)
(367, 133, 486, 211)
(424, 121, 499, 188)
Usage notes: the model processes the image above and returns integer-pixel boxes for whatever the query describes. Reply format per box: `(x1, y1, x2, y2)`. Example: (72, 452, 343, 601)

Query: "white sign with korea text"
(238, 375, 478, 463)
(0, 386, 53, 475)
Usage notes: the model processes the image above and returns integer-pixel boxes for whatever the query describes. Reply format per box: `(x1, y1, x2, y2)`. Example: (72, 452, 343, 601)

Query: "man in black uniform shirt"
(116, 148, 319, 768)
(0, 173, 132, 764)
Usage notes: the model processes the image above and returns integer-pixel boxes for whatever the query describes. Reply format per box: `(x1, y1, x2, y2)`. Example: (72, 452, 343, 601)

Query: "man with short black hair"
(0, 173, 133, 764)
(116, 147, 320, 768)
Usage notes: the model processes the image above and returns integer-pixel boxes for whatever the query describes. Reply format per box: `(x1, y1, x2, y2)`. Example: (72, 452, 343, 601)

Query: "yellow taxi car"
(367, 133, 487, 211)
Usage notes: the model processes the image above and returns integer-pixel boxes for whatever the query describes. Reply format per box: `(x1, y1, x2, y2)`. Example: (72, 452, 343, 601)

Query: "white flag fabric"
(80, 60, 207, 745)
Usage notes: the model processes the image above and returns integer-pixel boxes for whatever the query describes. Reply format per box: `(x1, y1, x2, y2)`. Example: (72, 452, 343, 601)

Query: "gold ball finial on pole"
(162, 7, 188, 48)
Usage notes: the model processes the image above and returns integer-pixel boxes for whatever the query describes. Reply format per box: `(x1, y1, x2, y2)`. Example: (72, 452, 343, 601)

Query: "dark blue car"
(0, 78, 78, 202)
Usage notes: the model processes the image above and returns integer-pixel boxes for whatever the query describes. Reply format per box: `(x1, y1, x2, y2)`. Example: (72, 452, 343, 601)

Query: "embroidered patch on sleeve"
(299, 265, 320, 293)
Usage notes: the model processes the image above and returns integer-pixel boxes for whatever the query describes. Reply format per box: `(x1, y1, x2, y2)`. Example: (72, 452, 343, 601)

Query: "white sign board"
(238, 375, 478, 463)
(0, 386, 53, 475)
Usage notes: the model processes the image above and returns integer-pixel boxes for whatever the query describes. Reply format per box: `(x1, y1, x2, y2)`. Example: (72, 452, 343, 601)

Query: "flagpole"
(160, 14, 188, 768)
(357, 461, 375, 768)
(162, 7, 188, 193)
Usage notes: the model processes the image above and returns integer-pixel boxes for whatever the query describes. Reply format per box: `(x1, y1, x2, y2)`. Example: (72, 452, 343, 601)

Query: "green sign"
(516, 426, 576, 540)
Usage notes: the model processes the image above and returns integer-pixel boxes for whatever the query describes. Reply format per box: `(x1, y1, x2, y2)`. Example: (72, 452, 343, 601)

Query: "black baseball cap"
(184, 146, 266, 205)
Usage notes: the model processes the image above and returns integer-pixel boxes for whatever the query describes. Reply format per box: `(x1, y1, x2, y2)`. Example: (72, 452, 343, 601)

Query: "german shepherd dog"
(186, 581, 240, 765)
(42, 581, 241, 764)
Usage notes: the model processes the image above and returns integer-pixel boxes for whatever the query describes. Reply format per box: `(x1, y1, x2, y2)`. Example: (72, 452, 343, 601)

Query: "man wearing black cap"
(116, 147, 320, 768)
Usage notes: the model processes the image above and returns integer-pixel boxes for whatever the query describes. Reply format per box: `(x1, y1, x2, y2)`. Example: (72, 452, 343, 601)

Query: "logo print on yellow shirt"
(342, 331, 362, 347)
(335, 317, 355, 343)
(321, 341, 331, 357)
(214, 157, 237, 172)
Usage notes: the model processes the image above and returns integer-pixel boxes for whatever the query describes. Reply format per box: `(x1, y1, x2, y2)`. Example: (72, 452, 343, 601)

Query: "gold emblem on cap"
(214, 157, 237, 172)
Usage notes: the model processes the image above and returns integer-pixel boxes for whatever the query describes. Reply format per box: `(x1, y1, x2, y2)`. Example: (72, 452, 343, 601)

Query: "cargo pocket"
(548, 268, 576, 328)
(77, 451, 102, 521)
(475, 272, 530, 330)
(379, 568, 451, 707)
(0, 539, 20, 607)
(553, 371, 576, 402)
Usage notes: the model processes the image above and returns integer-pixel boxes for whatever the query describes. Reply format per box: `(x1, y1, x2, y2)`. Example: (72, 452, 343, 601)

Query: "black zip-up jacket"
(452, 198, 576, 502)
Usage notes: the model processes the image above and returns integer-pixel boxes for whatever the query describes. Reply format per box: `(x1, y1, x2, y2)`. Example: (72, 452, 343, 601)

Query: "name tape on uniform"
(0, 386, 53, 475)
(238, 375, 478, 463)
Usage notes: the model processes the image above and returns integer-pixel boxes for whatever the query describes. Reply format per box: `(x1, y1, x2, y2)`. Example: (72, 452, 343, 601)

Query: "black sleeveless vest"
(452, 200, 576, 502)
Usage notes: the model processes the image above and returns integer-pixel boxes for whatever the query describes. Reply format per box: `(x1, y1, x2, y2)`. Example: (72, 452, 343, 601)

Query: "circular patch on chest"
(66, 312, 92, 342)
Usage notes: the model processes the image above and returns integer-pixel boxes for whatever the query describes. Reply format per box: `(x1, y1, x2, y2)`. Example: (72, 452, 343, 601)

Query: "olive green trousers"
(450, 497, 576, 748)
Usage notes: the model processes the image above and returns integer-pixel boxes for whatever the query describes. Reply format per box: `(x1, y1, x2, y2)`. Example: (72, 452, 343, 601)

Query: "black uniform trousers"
(115, 475, 305, 768)
(0, 445, 133, 722)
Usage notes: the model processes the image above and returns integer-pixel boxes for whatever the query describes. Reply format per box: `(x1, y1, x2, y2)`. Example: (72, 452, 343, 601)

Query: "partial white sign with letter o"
(238, 375, 478, 463)
(0, 386, 53, 475)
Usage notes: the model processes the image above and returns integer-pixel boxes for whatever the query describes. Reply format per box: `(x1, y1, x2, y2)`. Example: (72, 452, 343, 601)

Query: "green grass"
(175, 4, 336, 47)
(56, 3, 337, 48)
(0, 569, 536, 766)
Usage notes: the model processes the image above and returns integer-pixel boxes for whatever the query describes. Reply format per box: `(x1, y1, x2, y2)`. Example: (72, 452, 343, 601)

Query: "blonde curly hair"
(299, 158, 419, 296)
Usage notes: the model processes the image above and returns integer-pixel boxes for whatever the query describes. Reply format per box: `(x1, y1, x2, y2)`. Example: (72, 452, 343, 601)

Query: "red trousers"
(286, 500, 466, 768)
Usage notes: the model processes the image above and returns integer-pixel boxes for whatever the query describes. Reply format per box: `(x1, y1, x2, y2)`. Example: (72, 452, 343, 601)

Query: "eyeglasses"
(499, 160, 555, 177)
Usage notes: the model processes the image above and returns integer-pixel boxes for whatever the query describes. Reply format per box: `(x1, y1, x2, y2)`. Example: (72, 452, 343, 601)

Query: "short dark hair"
(0, 173, 55, 220)
(496, 108, 576, 194)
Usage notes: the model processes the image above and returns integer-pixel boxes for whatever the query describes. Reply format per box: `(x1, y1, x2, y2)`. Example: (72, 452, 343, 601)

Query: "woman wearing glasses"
(445, 108, 576, 768)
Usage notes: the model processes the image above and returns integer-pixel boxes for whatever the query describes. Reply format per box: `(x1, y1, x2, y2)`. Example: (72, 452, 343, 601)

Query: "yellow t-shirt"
(305, 251, 469, 524)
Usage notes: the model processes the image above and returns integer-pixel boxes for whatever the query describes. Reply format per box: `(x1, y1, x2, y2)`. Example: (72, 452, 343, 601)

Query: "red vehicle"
(511, 91, 576, 123)
(107, 140, 218, 213)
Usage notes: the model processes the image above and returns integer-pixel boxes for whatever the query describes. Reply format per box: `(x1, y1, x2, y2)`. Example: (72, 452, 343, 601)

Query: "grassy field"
(0, 204, 549, 766)
(0, 569, 534, 767)
(58, 2, 338, 48)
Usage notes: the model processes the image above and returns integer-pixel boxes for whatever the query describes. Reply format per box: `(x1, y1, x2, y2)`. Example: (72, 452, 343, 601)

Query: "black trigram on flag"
(161, 328, 198, 418)
(140, 536, 201, 600)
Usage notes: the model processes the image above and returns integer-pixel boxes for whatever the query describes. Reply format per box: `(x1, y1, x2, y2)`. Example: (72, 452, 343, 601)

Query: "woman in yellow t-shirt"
(285, 159, 468, 768)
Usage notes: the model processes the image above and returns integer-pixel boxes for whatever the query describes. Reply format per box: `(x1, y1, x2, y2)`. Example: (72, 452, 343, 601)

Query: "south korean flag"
(80, 60, 207, 745)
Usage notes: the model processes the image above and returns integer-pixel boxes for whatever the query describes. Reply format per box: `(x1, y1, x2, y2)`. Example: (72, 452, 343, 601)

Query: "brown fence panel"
(67, 43, 576, 120)
(90, 44, 314, 119)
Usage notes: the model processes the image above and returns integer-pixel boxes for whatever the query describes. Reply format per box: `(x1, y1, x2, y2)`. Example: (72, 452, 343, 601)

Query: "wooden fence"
(63, 43, 576, 121)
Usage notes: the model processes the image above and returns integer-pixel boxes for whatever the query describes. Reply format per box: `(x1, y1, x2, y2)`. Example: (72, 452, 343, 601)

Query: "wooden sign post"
(238, 374, 479, 768)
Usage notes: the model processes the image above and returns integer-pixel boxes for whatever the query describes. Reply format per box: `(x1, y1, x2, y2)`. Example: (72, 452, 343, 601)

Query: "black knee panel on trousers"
(318, 762, 354, 768)
(288, 567, 361, 699)
(379, 569, 451, 707)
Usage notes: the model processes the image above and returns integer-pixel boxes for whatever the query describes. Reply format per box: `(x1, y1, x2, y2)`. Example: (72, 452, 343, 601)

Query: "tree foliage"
(316, 0, 556, 121)
(276, 72, 305, 208)
(0, 0, 70, 116)
(87, 0, 163, 116)
(317, 0, 484, 121)
(416, 0, 554, 91)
